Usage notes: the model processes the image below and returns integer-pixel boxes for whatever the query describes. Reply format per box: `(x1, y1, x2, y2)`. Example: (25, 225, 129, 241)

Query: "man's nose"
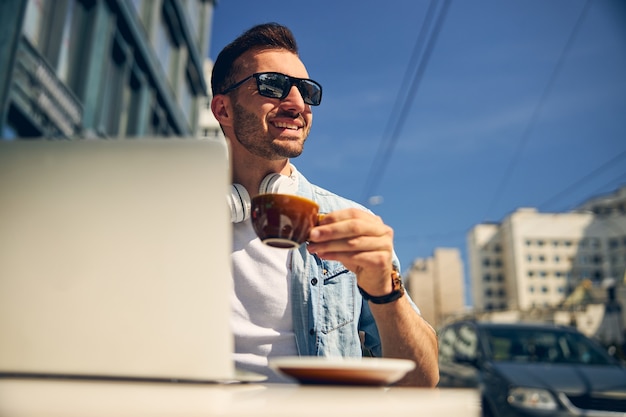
(280, 85, 306, 111)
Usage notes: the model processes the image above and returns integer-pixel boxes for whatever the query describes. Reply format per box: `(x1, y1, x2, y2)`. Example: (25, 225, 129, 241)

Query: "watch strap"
(358, 268, 405, 304)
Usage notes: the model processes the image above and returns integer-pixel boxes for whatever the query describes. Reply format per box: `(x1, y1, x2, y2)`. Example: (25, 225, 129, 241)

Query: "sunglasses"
(220, 72, 322, 106)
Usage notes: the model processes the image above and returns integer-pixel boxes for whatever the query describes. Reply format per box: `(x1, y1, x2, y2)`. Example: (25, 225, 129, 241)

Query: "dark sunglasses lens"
(299, 80, 322, 106)
(257, 73, 290, 99)
(257, 73, 322, 106)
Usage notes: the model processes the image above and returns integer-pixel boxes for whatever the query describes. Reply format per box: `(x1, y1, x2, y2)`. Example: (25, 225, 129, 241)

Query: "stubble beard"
(232, 102, 307, 160)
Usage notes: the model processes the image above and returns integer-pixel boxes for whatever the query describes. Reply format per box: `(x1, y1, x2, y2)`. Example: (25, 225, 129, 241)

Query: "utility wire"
(361, 0, 451, 205)
(484, 0, 592, 219)
(538, 149, 626, 211)
(397, 153, 626, 243)
(363, 0, 437, 198)
(360, 0, 438, 204)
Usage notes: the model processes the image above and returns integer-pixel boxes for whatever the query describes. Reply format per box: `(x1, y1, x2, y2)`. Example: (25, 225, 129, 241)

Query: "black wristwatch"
(358, 268, 405, 304)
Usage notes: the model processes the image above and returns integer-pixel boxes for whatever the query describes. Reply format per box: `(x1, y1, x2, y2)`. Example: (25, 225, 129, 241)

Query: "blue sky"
(209, 0, 626, 305)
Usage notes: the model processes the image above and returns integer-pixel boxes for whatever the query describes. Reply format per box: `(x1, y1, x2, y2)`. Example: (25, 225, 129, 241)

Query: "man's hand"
(306, 208, 440, 387)
(306, 208, 394, 296)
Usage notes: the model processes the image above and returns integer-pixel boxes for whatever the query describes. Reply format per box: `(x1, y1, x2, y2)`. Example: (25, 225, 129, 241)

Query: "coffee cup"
(250, 194, 319, 249)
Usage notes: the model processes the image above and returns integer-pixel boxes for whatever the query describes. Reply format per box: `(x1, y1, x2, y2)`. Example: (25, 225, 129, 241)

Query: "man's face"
(229, 49, 314, 161)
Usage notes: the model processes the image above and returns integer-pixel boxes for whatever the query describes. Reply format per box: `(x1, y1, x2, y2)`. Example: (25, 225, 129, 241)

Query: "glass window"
(185, 0, 200, 43)
(155, 9, 174, 77)
(455, 324, 477, 360)
(22, 0, 50, 47)
(55, 0, 77, 83)
(129, 0, 142, 12)
(438, 327, 456, 364)
(593, 270, 603, 281)
(180, 71, 194, 126)
(486, 327, 613, 365)
(124, 68, 145, 136)
(98, 34, 129, 135)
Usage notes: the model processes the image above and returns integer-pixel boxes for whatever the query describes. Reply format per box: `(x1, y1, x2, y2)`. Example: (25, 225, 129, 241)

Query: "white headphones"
(228, 167, 299, 223)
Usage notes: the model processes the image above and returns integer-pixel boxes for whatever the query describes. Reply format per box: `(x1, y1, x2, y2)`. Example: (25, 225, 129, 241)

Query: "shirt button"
(311, 278, 318, 285)
(309, 328, 315, 336)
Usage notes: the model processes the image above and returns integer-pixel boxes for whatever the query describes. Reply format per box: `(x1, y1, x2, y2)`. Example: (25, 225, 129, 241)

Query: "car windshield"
(484, 327, 613, 365)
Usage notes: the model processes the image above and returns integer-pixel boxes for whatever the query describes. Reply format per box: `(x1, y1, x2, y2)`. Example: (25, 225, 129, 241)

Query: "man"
(211, 22, 438, 387)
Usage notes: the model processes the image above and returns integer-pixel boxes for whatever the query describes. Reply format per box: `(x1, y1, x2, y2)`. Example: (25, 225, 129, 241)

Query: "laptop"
(0, 138, 236, 382)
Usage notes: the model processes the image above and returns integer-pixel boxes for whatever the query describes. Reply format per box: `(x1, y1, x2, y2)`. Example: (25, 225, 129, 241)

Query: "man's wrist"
(358, 268, 405, 304)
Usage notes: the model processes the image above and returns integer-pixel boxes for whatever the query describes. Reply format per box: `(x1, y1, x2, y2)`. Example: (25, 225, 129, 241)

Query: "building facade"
(406, 248, 466, 329)
(197, 58, 225, 142)
(467, 186, 626, 313)
(0, 0, 216, 140)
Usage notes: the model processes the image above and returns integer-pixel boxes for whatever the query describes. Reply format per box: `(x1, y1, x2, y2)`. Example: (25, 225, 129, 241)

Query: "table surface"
(0, 377, 480, 417)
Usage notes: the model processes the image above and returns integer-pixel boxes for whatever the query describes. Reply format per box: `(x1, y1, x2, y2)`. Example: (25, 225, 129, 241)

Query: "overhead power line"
(538, 149, 626, 211)
(361, 0, 451, 205)
(484, 0, 592, 218)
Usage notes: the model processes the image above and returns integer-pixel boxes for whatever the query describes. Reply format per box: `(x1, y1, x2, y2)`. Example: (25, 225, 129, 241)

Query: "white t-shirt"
(231, 219, 298, 382)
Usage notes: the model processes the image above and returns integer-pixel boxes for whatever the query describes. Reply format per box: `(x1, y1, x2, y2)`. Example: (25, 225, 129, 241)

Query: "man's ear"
(211, 95, 233, 128)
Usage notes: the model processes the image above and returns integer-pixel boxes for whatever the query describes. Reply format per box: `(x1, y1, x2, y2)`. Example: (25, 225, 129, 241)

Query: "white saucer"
(269, 357, 415, 386)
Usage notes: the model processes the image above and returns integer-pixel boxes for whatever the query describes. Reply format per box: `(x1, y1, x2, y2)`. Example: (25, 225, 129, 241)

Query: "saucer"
(269, 357, 415, 386)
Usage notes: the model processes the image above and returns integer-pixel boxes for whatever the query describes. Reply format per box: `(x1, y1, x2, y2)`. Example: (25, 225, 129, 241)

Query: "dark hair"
(211, 23, 299, 96)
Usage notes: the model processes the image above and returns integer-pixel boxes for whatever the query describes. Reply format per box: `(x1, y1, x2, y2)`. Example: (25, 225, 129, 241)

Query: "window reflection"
(486, 328, 612, 365)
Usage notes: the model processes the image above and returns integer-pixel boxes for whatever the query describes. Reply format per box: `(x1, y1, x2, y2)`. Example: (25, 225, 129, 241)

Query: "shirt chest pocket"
(319, 262, 356, 334)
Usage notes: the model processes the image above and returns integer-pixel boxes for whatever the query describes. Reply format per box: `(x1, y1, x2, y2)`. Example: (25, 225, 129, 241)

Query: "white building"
(197, 59, 225, 142)
(406, 248, 466, 328)
(468, 186, 626, 313)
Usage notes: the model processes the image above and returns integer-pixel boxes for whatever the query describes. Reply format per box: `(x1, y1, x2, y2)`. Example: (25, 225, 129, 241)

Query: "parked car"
(437, 320, 626, 417)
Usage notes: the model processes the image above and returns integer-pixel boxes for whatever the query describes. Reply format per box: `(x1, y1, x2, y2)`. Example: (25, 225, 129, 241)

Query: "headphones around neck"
(228, 171, 299, 223)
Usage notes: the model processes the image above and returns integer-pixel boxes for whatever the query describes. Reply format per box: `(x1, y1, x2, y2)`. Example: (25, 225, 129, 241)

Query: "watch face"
(391, 274, 404, 293)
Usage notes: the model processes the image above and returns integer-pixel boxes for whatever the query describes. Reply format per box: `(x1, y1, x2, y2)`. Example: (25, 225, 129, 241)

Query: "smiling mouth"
(272, 121, 300, 130)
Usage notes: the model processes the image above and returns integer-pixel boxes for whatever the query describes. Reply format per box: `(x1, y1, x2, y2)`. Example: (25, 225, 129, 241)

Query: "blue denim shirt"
(290, 173, 420, 358)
